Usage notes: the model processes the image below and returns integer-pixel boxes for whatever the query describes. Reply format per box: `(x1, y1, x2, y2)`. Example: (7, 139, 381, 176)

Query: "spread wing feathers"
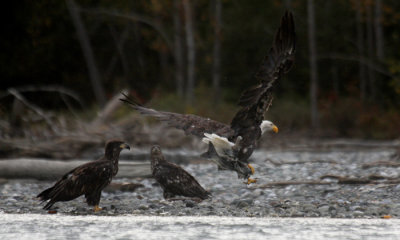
(229, 11, 295, 162)
(229, 12, 296, 161)
(153, 162, 210, 200)
(237, 11, 295, 108)
(120, 93, 233, 138)
(37, 160, 113, 210)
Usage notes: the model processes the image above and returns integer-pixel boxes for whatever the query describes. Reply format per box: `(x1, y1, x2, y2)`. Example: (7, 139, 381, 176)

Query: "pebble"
(138, 205, 149, 210)
(353, 211, 364, 217)
(318, 205, 330, 215)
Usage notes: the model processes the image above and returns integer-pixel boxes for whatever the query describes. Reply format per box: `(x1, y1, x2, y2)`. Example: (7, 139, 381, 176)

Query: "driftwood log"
(362, 160, 400, 169)
(0, 159, 151, 180)
(104, 182, 144, 193)
(253, 174, 400, 189)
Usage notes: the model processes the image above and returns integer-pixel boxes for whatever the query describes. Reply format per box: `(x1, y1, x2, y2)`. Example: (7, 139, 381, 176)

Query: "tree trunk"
(0, 159, 150, 180)
(307, 0, 319, 129)
(159, 47, 169, 86)
(355, 0, 367, 101)
(331, 64, 339, 97)
(212, 0, 222, 104)
(374, 0, 384, 61)
(132, 22, 146, 84)
(104, 25, 131, 83)
(173, 0, 185, 97)
(66, 0, 106, 107)
(183, 0, 196, 104)
(366, 1, 375, 99)
(108, 25, 131, 86)
(156, 17, 169, 86)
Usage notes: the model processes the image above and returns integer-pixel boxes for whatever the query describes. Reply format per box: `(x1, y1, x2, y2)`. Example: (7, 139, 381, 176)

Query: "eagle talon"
(246, 178, 257, 185)
(248, 164, 255, 175)
(93, 205, 102, 212)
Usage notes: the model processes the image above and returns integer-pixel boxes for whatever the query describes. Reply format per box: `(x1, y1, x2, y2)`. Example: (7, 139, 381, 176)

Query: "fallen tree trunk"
(0, 159, 151, 180)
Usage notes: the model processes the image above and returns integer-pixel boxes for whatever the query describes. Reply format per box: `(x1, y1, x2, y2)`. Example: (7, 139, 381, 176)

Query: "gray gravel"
(1, 148, 400, 218)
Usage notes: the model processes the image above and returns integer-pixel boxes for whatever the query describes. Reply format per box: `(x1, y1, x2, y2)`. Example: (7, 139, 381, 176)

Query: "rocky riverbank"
(1, 148, 400, 218)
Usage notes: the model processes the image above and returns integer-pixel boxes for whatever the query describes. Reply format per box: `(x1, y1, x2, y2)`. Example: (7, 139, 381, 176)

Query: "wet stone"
(138, 205, 149, 210)
(353, 211, 365, 218)
(149, 203, 158, 209)
(318, 205, 330, 215)
(231, 199, 253, 208)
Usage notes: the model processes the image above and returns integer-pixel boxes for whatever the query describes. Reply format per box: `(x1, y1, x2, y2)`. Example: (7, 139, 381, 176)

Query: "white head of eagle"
(260, 120, 278, 135)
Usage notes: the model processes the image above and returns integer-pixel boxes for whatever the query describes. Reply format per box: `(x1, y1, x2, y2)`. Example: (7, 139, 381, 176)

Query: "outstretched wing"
(230, 11, 296, 161)
(236, 11, 295, 108)
(120, 93, 233, 138)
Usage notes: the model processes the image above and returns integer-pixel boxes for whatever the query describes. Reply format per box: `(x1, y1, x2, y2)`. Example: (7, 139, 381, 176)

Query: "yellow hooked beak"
(272, 125, 279, 133)
(120, 143, 130, 150)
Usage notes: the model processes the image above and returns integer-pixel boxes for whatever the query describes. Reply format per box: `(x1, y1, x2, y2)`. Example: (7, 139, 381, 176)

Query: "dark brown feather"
(150, 145, 210, 200)
(37, 140, 129, 210)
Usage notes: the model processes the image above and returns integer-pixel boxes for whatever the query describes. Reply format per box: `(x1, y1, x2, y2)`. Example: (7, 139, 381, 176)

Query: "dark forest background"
(1, 0, 400, 139)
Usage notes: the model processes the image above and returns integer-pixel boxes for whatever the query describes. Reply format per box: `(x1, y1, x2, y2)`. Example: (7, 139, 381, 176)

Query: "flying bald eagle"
(151, 145, 210, 200)
(121, 11, 295, 184)
(37, 140, 130, 212)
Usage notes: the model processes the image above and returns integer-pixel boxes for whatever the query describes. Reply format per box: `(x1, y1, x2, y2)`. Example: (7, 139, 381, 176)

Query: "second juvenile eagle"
(121, 11, 295, 184)
(151, 145, 210, 200)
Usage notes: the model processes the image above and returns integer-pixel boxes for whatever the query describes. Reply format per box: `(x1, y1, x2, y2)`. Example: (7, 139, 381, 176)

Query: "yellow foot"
(93, 205, 102, 212)
(247, 178, 257, 184)
(248, 164, 255, 174)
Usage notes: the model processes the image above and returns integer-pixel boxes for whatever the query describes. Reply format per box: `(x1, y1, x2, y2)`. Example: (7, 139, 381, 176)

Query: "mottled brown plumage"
(37, 140, 130, 211)
(151, 145, 210, 200)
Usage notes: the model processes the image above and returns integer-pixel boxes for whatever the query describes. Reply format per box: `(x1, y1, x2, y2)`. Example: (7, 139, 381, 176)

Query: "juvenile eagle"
(121, 11, 295, 184)
(151, 145, 210, 200)
(37, 140, 130, 212)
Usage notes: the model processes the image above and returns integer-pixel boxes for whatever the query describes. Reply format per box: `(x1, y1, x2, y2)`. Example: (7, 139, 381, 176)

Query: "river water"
(0, 214, 399, 240)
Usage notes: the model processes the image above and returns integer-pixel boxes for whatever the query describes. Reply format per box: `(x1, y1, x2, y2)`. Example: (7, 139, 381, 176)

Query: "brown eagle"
(151, 145, 210, 200)
(37, 140, 130, 212)
(121, 11, 295, 184)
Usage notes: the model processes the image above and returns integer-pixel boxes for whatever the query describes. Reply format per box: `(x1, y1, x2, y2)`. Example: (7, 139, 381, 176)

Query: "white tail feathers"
(202, 133, 234, 156)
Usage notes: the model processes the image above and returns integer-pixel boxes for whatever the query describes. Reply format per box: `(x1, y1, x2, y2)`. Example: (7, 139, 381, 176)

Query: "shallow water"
(1, 214, 399, 240)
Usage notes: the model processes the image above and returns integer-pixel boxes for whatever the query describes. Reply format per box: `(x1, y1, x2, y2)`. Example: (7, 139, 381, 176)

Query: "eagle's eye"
(151, 146, 161, 154)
